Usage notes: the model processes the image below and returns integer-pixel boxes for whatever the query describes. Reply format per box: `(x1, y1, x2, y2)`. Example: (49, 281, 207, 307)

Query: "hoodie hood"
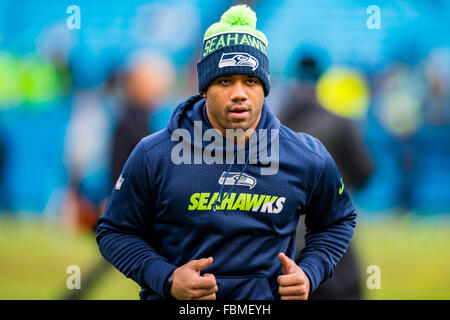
(167, 94, 280, 151)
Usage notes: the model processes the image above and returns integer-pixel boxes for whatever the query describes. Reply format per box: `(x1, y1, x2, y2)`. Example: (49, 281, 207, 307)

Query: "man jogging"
(96, 4, 357, 300)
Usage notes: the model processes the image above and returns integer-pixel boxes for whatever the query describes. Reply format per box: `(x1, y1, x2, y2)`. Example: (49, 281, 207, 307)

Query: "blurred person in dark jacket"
(278, 52, 374, 299)
(112, 51, 175, 183)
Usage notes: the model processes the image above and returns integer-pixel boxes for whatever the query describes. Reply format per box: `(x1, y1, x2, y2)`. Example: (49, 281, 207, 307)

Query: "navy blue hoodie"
(96, 95, 357, 300)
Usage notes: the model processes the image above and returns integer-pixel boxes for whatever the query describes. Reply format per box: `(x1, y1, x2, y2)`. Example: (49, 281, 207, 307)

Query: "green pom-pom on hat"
(203, 4, 268, 46)
(220, 4, 257, 28)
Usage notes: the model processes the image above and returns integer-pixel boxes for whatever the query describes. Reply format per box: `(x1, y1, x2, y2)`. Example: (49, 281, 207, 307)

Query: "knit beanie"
(197, 4, 271, 96)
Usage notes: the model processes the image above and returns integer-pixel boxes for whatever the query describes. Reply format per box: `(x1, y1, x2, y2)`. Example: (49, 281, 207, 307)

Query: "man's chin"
(226, 122, 250, 132)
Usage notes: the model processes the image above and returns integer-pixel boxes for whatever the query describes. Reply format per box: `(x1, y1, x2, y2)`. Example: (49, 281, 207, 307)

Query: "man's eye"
(246, 79, 257, 85)
(219, 79, 231, 84)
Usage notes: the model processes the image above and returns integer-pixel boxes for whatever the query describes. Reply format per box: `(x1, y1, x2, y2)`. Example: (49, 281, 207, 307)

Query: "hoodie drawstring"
(212, 150, 250, 211)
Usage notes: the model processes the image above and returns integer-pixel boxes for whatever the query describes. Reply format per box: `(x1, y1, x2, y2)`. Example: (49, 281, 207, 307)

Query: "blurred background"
(0, 0, 449, 300)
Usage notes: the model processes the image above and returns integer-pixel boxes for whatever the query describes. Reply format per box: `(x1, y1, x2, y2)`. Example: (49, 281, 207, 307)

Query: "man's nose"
(230, 80, 248, 102)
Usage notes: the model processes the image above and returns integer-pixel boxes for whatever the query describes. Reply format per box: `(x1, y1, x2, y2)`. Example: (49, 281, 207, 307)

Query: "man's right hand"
(170, 257, 218, 300)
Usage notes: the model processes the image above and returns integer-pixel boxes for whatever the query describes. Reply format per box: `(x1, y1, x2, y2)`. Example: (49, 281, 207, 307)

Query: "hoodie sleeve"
(297, 146, 357, 293)
(96, 140, 177, 298)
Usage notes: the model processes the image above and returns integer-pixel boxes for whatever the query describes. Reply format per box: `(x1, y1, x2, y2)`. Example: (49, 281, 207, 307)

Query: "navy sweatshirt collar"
(167, 95, 280, 141)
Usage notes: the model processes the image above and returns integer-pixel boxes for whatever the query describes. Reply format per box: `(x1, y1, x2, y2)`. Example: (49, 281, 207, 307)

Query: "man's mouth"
(229, 107, 249, 119)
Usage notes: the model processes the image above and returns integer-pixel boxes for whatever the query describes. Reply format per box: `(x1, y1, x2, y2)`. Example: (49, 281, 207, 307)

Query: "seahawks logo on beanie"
(219, 52, 259, 71)
(197, 5, 271, 96)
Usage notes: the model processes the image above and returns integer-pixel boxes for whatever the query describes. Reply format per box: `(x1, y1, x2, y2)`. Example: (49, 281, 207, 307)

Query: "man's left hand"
(277, 252, 310, 300)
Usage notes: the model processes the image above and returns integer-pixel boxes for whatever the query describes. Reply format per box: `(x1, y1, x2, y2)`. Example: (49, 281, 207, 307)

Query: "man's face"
(203, 74, 265, 135)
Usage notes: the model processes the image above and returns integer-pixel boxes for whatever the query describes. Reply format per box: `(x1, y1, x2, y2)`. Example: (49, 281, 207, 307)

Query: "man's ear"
(202, 92, 207, 98)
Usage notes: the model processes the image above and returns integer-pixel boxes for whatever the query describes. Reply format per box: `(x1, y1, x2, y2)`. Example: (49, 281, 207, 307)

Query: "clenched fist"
(277, 252, 310, 300)
(170, 257, 218, 300)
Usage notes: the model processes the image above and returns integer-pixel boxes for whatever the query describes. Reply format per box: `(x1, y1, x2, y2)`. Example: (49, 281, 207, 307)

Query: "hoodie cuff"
(142, 259, 177, 299)
(297, 255, 329, 293)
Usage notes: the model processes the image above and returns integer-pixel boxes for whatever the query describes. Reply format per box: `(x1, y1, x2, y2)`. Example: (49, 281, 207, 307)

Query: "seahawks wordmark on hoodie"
(96, 95, 357, 300)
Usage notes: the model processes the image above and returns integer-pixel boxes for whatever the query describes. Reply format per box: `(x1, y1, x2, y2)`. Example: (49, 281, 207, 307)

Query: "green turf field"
(354, 214, 450, 299)
(0, 218, 140, 300)
(0, 214, 449, 300)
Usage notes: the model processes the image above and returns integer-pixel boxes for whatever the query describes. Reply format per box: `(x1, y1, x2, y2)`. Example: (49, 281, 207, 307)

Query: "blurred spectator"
(63, 90, 112, 232)
(365, 48, 450, 215)
(278, 51, 374, 299)
(409, 125, 450, 215)
(111, 51, 175, 183)
(62, 50, 176, 233)
(409, 48, 450, 214)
